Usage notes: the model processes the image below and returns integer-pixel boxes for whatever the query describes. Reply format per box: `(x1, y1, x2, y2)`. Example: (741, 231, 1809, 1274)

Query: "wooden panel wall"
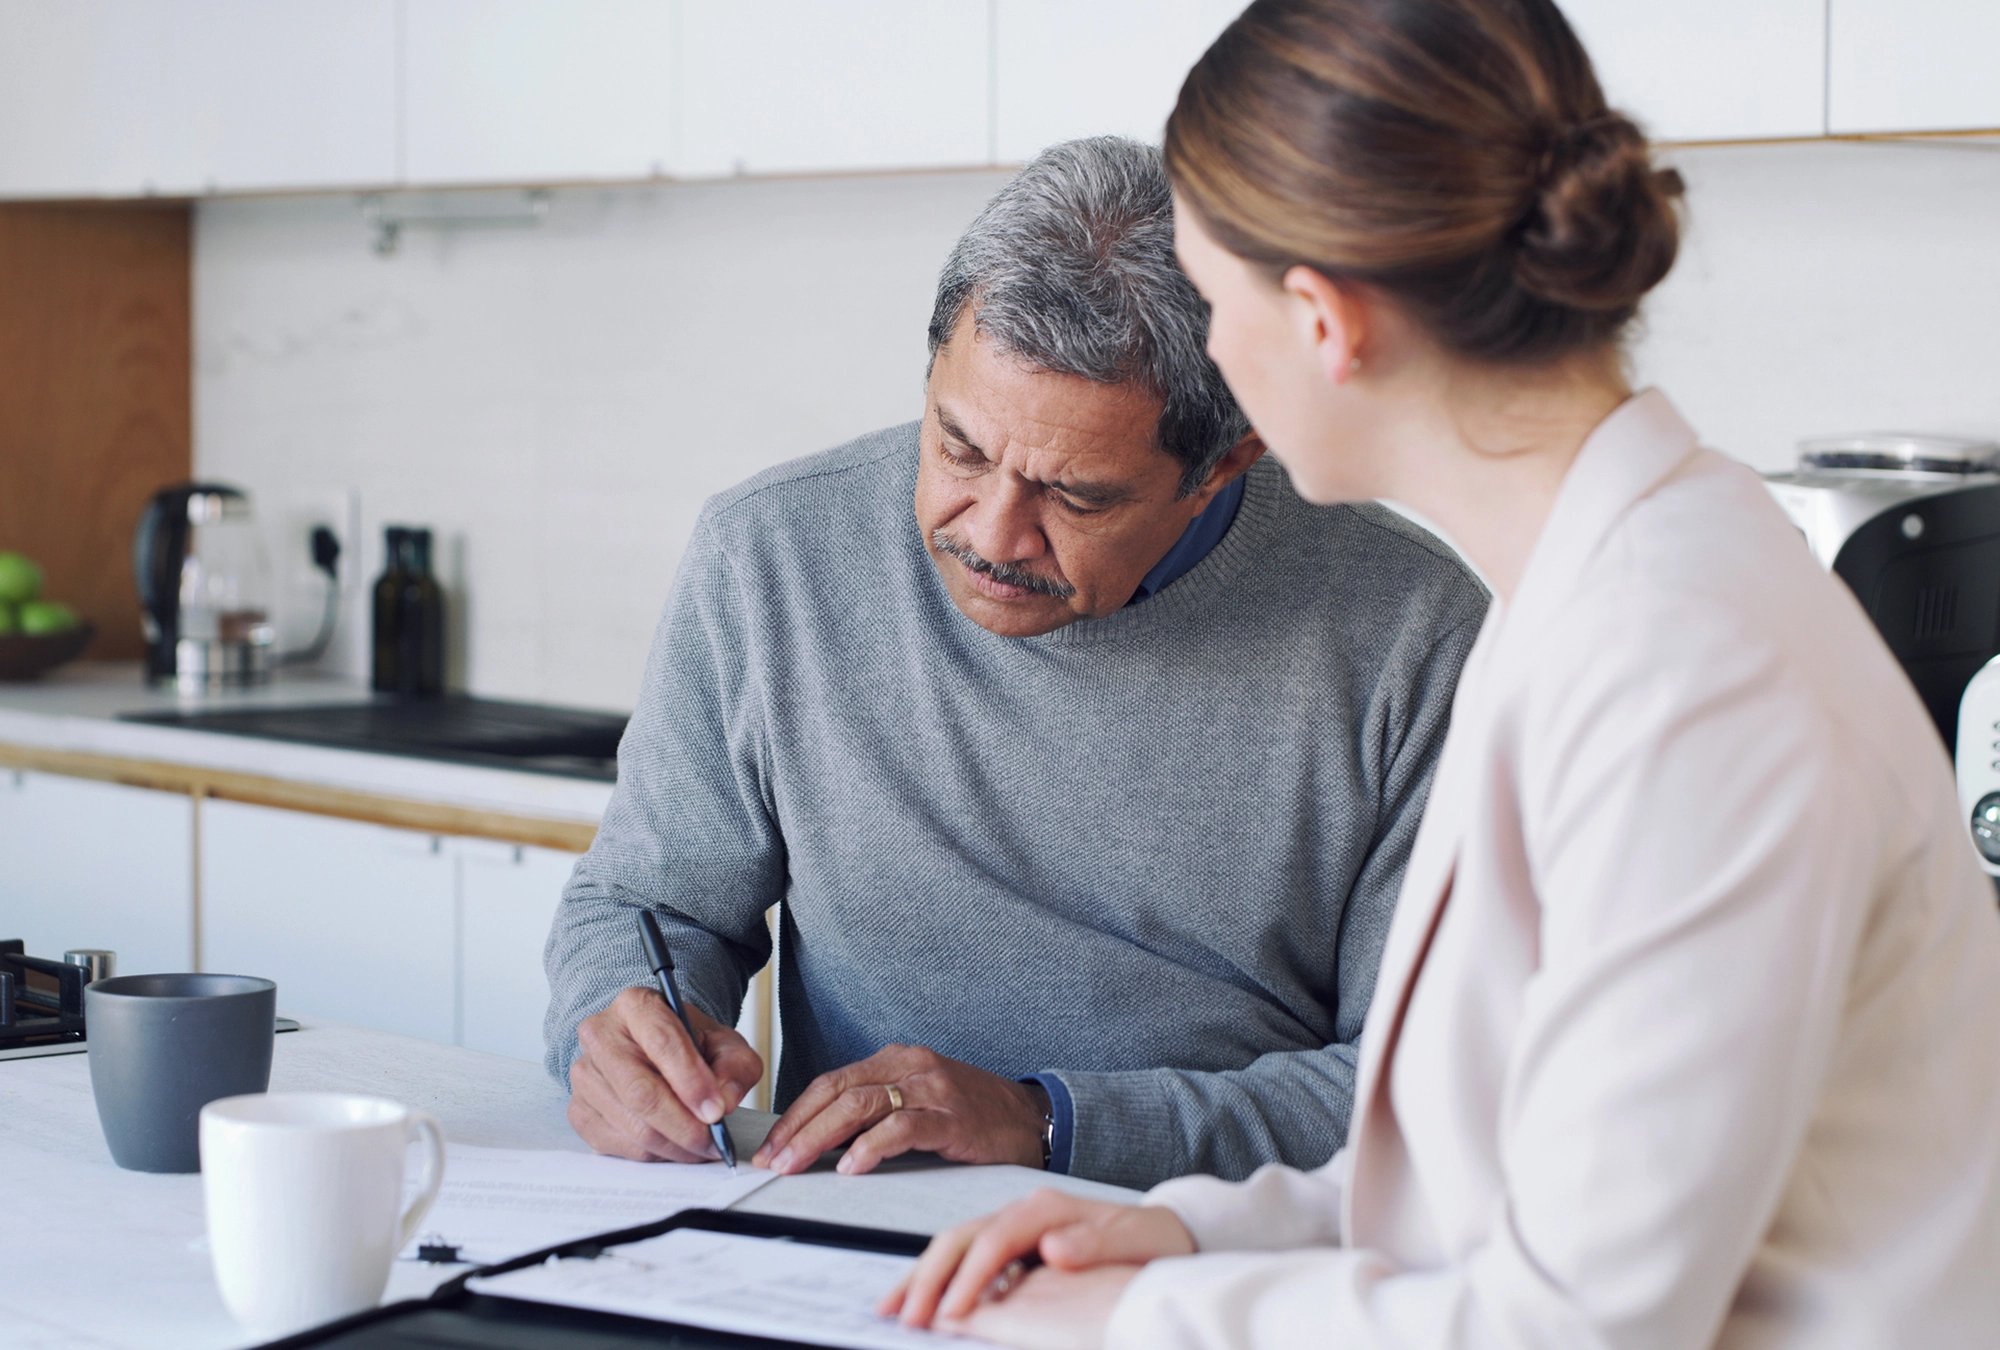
(0, 204, 190, 661)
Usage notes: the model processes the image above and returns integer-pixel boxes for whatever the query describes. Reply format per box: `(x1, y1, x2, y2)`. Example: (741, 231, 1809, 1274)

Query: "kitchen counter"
(2, 1018, 1138, 1350)
(0, 662, 614, 849)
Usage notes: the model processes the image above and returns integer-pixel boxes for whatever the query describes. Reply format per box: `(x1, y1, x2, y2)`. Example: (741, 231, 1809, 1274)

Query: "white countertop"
(1, 1019, 1136, 1350)
(0, 663, 615, 824)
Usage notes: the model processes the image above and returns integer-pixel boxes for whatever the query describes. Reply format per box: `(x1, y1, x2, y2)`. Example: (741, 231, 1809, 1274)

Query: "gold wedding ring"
(885, 1084, 905, 1113)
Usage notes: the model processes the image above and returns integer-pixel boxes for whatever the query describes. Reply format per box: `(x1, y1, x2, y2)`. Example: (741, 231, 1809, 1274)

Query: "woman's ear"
(1282, 265, 1368, 386)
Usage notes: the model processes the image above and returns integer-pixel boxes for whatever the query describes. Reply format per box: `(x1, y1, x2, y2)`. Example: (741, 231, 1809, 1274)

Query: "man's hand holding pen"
(568, 992, 1055, 1175)
(566, 984, 762, 1164)
(567, 910, 1059, 1176)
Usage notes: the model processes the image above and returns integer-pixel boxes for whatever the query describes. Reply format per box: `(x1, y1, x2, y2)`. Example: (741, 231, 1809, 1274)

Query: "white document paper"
(466, 1226, 971, 1350)
(401, 1143, 777, 1266)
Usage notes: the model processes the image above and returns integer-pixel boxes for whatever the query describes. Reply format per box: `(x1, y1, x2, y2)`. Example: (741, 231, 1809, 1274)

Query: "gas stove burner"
(1, 946, 300, 1061)
(0, 942, 97, 1053)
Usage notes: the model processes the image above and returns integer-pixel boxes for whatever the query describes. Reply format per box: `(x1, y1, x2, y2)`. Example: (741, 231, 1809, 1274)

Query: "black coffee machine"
(1766, 434, 2000, 747)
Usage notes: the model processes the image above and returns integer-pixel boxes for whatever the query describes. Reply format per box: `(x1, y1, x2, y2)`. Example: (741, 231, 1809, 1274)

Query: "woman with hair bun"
(888, 1, 2000, 1345)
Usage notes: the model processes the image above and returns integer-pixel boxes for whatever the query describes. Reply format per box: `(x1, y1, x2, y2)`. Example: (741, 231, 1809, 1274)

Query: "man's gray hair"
(927, 137, 1250, 496)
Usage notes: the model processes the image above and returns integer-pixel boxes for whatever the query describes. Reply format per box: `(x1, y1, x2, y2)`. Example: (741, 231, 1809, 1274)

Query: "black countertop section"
(119, 697, 627, 782)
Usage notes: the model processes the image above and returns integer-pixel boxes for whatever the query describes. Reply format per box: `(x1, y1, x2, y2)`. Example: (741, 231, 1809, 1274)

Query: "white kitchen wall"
(1635, 139, 2000, 471)
(194, 138, 2000, 711)
(194, 170, 1010, 709)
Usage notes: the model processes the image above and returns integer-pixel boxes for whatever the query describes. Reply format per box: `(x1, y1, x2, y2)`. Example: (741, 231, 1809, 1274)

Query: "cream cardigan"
(1112, 391, 2000, 1348)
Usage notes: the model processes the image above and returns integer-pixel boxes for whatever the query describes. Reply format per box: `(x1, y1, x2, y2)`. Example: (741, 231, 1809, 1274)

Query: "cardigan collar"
(1495, 388, 1703, 652)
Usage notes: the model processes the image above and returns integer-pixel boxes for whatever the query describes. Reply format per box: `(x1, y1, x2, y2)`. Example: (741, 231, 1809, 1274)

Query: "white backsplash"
(195, 171, 1011, 710)
(1636, 139, 2000, 471)
(194, 140, 2000, 710)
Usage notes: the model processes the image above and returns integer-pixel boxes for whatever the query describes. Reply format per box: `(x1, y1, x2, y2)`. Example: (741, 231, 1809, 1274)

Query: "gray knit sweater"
(544, 422, 1485, 1189)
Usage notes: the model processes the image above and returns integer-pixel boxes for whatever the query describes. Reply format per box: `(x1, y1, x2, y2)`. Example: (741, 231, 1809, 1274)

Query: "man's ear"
(1282, 265, 1368, 386)
(1185, 431, 1267, 510)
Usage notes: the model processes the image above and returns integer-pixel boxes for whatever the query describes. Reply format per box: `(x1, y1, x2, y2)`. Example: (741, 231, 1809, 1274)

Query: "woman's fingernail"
(836, 1155, 854, 1175)
(698, 1097, 724, 1124)
(771, 1149, 794, 1171)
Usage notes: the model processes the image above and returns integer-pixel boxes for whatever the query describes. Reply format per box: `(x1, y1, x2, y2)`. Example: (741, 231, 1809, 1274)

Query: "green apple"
(0, 602, 16, 636)
(0, 551, 41, 604)
(18, 600, 78, 635)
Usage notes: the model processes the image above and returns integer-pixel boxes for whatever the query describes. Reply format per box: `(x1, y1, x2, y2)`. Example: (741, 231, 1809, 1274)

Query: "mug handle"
(396, 1111, 447, 1251)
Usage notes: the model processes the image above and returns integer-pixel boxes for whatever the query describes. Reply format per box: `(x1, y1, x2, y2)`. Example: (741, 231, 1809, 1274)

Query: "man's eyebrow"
(937, 403, 1133, 506)
(935, 408, 985, 457)
(1045, 476, 1132, 507)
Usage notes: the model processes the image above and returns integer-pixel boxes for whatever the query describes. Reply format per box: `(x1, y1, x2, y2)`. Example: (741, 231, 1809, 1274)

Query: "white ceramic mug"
(199, 1092, 446, 1339)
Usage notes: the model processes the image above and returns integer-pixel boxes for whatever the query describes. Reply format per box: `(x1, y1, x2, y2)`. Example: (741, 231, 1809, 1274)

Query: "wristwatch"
(1028, 1083, 1055, 1170)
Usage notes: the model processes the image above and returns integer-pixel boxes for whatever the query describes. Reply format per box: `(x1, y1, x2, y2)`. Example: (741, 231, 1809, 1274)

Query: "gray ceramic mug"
(85, 973, 277, 1173)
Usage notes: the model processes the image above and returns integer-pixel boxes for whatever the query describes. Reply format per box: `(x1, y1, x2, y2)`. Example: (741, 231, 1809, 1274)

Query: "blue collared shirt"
(1127, 472, 1247, 606)
(1024, 471, 1249, 1170)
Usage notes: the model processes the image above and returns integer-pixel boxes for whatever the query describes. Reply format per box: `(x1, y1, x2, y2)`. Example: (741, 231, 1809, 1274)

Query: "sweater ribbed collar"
(1030, 457, 1285, 648)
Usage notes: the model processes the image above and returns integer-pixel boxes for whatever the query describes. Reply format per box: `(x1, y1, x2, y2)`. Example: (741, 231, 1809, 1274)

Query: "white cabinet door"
(992, 0, 1242, 161)
(1829, 0, 2000, 134)
(0, 0, 177, 197)
(202, 801, 455, 1041)
(403, 0, 677, 186)
(997, 2, 1826, 159)
(0, 771, 193, 977)
(677, 0, 990, 177)
(1558, 0, 1826, 143)
(464, 843, 773, 1088)
(457, 839, 578, 1061)
(165, 0, 398, 193)
(0, 0, 395, 199)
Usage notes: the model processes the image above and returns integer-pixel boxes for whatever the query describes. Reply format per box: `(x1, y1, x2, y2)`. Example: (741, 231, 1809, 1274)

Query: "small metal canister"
(63, 950, 117, 984)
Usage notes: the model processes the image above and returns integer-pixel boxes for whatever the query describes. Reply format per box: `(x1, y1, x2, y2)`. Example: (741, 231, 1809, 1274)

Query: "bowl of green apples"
(0, 550, 95, 681)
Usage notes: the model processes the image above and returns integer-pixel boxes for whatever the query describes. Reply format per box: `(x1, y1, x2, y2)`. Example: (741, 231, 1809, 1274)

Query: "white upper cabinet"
(992, 0, 1243, 162)
(9, 0, 1999, 199)
(0, 0, 395, 198)
(1558, 0, 1827, 143)
(165, 0, 397, 193)
(675, 0, 990, 177)
(1828, 0, 2000, 135)
(0, 1, 175, 197)
(403, 0, 677, 186)
(997, 1, 1831, 163)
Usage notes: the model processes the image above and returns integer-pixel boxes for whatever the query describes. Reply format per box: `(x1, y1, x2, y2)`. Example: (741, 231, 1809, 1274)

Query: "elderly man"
(545, 137, 1485, 1191)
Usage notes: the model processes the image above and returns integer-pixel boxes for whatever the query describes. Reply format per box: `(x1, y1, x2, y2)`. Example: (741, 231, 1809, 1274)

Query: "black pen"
(636, 910, 737, 1172)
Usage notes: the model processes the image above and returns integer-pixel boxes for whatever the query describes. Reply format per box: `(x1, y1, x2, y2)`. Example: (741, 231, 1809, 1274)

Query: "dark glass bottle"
(372, 526, 444, 697)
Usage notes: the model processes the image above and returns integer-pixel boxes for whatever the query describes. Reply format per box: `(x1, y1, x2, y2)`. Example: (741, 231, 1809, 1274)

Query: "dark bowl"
(0, 622, 97, 681)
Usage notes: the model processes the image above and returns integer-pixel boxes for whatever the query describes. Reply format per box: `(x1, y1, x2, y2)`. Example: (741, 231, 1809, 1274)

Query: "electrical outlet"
(316, 488, 361, 595)
(265, 488, 360, 661)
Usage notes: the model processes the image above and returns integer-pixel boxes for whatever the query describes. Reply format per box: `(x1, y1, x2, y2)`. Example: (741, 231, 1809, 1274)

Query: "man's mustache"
(931, 530, 1077, 599)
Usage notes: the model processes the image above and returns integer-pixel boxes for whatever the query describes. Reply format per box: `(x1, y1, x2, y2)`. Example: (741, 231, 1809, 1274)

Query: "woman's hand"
(937, 1264, 1143, 1350)
(882, 1187, 1194, 1330)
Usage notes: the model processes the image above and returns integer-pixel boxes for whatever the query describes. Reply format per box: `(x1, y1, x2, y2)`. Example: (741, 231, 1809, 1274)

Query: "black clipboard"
(256, 1208, 934, 1349)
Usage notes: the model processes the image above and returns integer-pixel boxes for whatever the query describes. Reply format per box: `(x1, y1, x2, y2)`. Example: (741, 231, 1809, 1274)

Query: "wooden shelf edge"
(0, 741, 599, 854)
(1656, 127, 2000, 151)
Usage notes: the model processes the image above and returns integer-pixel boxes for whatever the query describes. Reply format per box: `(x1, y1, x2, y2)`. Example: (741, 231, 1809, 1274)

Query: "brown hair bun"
(1166, 0, 1686, 365)
(1517, 112, 1686, 313)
